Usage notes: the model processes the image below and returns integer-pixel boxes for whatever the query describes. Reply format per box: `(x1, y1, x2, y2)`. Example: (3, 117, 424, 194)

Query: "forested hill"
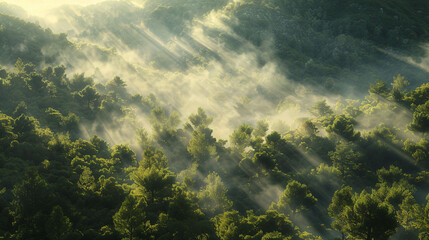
(0, 13, 71, 66)
(33, 0, 429, 93)
(2, 0, 429, 93)
(0, 12, 137, 80)
(1, 61, 429, 239)
(0, 0, 429, 240)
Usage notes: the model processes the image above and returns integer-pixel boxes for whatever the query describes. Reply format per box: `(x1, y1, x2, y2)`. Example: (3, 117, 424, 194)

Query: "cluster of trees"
(0, 12, 136, 79)
(5, 0, 427, 90)
(218, 0, 429, 91)
(0, 13, 70, 65)
(0, 58, 428, 239)
(0, 59, 157, 141)
(1, 1, 428, 239)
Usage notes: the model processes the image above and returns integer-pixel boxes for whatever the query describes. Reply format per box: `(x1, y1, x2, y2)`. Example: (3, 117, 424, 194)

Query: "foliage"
(0, 5, 429, 237)
(198, 172, 233, 217)
(273, 180, 317, 215)
(113, 195, 147, 240)
(0, 68, 428, 239)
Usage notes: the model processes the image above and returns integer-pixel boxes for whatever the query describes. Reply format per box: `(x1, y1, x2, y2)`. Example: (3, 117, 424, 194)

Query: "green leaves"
(10, 171, 52, 239)
(274, 180, 317, 215)
(188, 126, 217, 164)
(111, 144, 137, 167)
(187, 108, 213, 131)
(328, 185, 418, 240)
(409, 100, 429, 132)
(252, 148, 276, 170)
(45, 206, 72, 240)
(133, 166, 175, 205)
(77, 85, 100, 110)
(141, 147, 168, 170)
(77, 166, 96, 193)
(326, 115, 360, 141)
(310, 99, 333, 117)
(369, 80, 390, 97)
(113, 195, 147, 240)
(345, 191, 397, 240)
(213, 210, 299, 240)
(198, 172, 232, 217)
(230, 123, 254, 154)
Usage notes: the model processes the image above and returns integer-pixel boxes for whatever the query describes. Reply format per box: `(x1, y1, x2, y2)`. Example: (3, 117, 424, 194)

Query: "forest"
(0, 0, 429, 240)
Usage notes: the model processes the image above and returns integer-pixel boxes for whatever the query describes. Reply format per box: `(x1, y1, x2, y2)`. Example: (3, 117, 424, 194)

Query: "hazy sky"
(2, 0, 107, 13)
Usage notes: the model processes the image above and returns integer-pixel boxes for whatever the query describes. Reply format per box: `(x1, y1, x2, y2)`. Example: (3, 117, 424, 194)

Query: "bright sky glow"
(1, 0, 108, 14)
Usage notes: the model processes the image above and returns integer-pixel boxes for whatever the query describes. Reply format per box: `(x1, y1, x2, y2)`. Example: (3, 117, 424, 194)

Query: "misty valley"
(0, 0, 429, 239)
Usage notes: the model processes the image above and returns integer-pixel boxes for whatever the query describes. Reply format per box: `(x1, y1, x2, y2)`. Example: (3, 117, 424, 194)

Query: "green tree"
(403, 138, 429, 168)
(273, 180, 317, 215)
(391, 74, 409, 101)
(136, 128, 153, 150)
(150, 106, 180, 145)
(77, 166, 96, 192)
(9, 171, 52, 239)
(253, 120, 269, 139)
(187, 126, 217, 164)
(106, 76, 128, 99)
(44, 108, 79, 134)
(404, 82, 429, 108)
(326, 115, 360, 141)
(133, 166, 175, 205)
(328, 186, 354, 240)
(186, 107, 213, 131)
(155, 186, 215, 239)
(45, 108, 64, 131)
(69, 73, 94, 92)
(77, 85, 100, 110)
(27, 72, 45, 92)
(297, 120, 318, 137)
(409, 100, 429, 132)
(376, 165, 409, 186)
(252, 147, 276, 170)
(230, 123, 253, 154)
(310, 99, 333, 117)
(0, 113, 16, 149)
(140, 147, 168, 170)
(263, 131, 302, 173)
(329, 142, 366, 181)
(113, 195, 147, 240)
(90, 135, 111, 159)
(255, 210, 296, 238)
(52, 65, 66, 86)
(13, 115, 38, 142)
(398, 194, 429, 240)
(342, 191, 398, 240)
(69, 139, 97, 158)
(261, 231, 286, 240)
(369, 80, 390, 97)
(111, 144, 137, 166)
(45, 206, 72, 240)
(198, 172, 232, 217)
(0, 68, 7, 79)
(213, 210, 243, 240)
(98, 176, 126, 208)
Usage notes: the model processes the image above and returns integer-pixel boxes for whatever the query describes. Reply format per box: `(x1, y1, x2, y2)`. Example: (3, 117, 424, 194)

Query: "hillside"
(0, 12, 137, 81)
(0, 1, 429, 240)
(33, 0, 429, 94)
(1, 60, 429, 240)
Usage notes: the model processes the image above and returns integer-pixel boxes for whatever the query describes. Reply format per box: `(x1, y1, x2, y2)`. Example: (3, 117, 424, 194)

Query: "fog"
(1, 1, 428, 239)
(2, 0, 425, 145)
(12, 0, 340, 142)
(1, 0, 106, 13)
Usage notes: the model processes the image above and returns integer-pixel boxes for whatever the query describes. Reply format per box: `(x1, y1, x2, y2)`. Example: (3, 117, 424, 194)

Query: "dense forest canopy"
(0, 0, 428, 240)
